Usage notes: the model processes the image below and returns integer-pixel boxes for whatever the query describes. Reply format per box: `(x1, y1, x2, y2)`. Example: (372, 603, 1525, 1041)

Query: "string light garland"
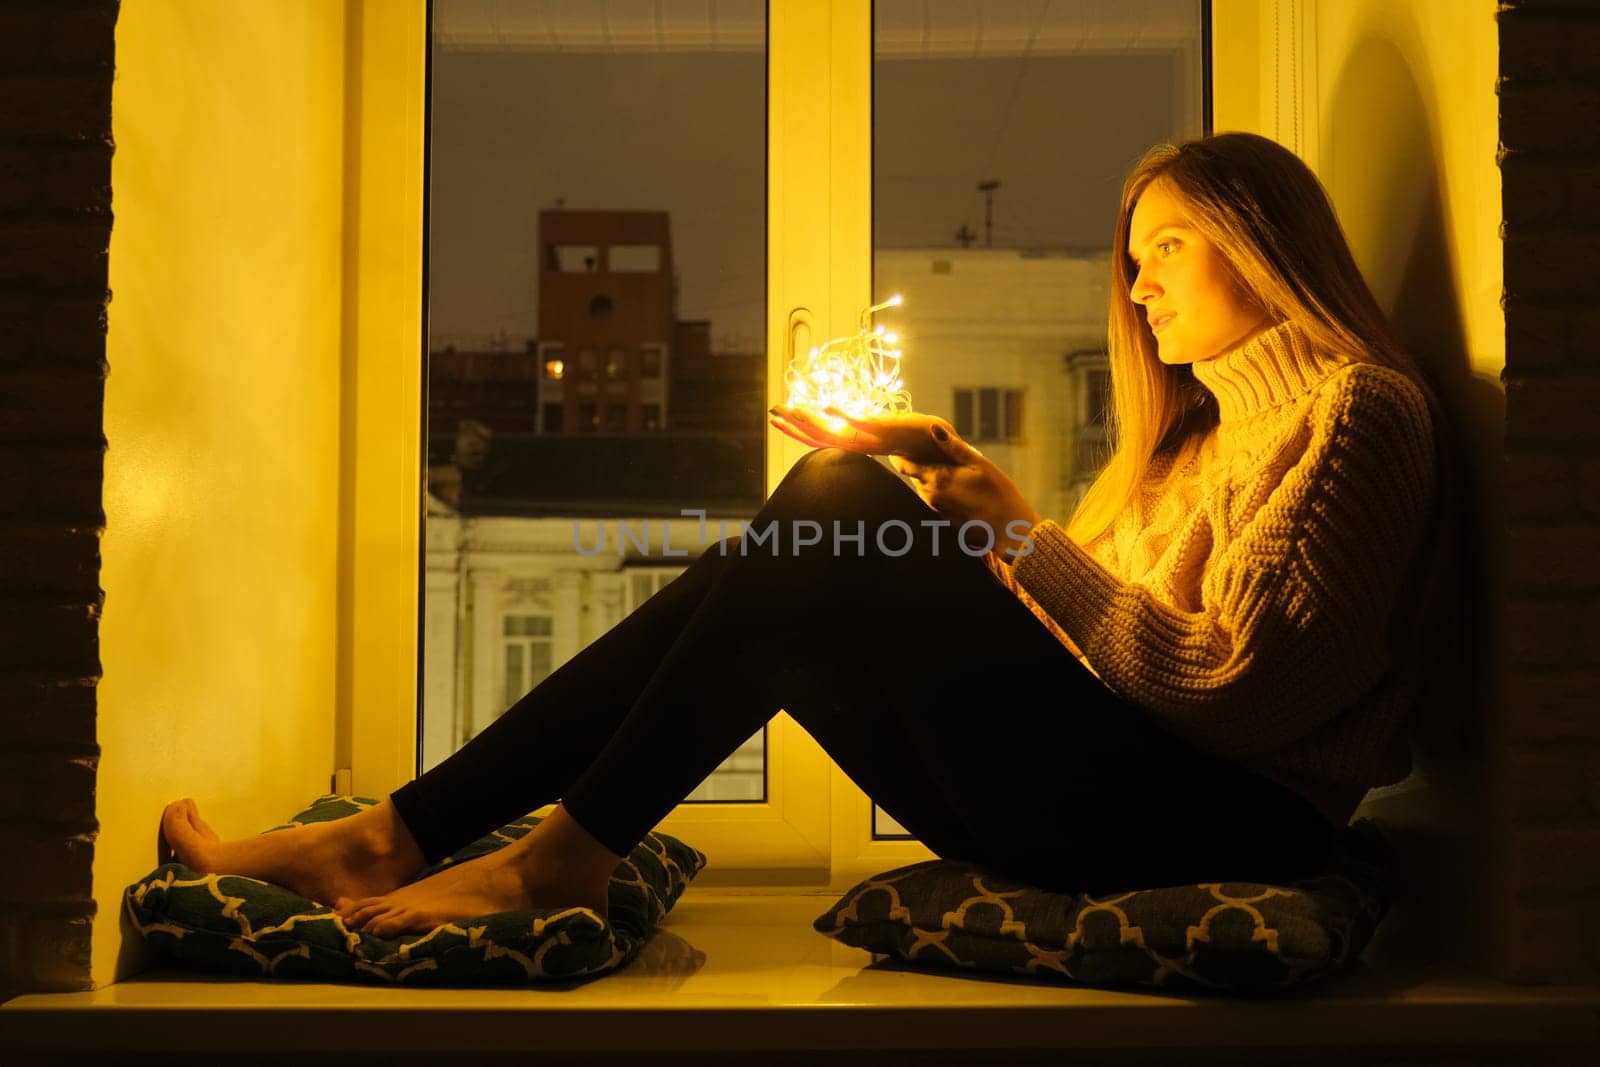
(783, 295, 912, 432)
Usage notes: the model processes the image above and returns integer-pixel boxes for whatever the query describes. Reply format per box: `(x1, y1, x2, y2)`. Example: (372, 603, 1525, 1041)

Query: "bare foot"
(337, 806, 619, 937)
(160, 797, 427, 908)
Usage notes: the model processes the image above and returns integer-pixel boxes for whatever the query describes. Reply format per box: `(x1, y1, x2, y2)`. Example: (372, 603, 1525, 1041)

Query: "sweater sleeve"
(1009, 369, 1436, 760)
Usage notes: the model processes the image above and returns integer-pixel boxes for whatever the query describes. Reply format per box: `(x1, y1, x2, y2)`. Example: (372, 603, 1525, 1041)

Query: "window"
(415, 0, 1206, 880)
(952, 387, 1024, 443)
(549, 244, 599, 272)
(625, 567, 685, 613)
(605, 403, 626, 432)
(503, 614, 553, 711)
(979, 388, 998, 440)
(538, 342, 566, 381)
(609, 244, 662, 272)
(605, 348, 627, 379)
(1085, 368, 1111, 429)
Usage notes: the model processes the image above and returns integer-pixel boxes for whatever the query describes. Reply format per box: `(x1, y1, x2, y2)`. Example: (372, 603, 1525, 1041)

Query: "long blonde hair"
(1069, 131, 1473, 754)
(1068, 130, 1448, 546)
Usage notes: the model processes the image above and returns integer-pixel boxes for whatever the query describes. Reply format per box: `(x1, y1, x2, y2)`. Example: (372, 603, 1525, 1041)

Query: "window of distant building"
(609, 244, 662, 272)
(549, 244, 599, 272)
(589, 294, 614, 318)
(1084, 368, 1110, 429)
(503, 614, 554, 710)
(639, 344, 664, 378)
(542, 403, 563, 434)
(578, 401, 597, 431)
(577, 348, 597, 375)
(542, 341, 565, 380)
(641, 403, 662, 431)
(605, 403, 626, 432)
(952, 387, 1024, 443)
(605, 348, 628, 379)
(624, 567, 688, 613)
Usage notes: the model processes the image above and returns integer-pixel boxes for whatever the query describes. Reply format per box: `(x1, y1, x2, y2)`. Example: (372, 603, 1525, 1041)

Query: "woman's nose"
(1130, 268, 1159, 304)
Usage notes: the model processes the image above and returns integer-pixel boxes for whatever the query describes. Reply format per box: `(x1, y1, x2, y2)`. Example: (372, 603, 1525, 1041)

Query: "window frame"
(357, 0, 1233, 890)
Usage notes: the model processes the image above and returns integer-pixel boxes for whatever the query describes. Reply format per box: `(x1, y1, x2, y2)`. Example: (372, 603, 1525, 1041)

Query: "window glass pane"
(1086, 368, 1110, 426)
(978, 388, 999, 441)
(872, 0, 1206, 833)
(527, 642, 552, 687)
(423, 2, 769, 803)
(551, 245, 600, 272)
(952, 388, 973, 437)
(503, 643, 524, 710)
(505, 615, 552, 637)
(610, 245, 662, 272)
(1005, 388, 1024, 440)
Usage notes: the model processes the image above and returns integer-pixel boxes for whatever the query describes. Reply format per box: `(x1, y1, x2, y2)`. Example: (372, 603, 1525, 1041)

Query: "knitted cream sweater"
(985, 320, 1438, 828)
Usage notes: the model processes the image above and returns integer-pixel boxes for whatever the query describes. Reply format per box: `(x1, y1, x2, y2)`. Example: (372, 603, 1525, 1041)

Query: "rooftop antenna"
(977, 180, 1000, 248)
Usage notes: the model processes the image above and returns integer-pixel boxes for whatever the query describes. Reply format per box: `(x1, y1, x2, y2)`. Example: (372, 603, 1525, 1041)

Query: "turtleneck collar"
(1189, 319, 1354, 423)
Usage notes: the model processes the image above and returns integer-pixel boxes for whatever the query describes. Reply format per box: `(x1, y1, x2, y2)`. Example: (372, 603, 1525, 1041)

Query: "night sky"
(426, 48, 1182, 353)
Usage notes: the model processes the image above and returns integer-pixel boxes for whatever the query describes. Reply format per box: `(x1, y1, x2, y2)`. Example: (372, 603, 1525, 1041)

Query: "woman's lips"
(1150, 312, 1176, 332)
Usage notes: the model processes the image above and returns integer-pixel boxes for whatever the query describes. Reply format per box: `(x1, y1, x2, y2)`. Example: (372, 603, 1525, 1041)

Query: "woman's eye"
(1158, 240, 1177, 256)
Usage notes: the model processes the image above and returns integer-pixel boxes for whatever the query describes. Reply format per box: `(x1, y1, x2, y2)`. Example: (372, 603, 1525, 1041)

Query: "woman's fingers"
(769, 416, 831, 451)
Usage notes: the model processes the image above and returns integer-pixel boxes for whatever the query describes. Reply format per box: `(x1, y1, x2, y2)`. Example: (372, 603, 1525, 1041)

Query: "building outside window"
(639, 344, 664, 378)
(951, 386, 1025, 443)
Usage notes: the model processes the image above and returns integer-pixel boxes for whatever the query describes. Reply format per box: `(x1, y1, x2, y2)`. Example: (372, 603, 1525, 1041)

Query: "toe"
(189, 809, 221, 842)
(377, 910, 432, 938)
(344, 899, 390, 928)
(369, 912, 402, 938)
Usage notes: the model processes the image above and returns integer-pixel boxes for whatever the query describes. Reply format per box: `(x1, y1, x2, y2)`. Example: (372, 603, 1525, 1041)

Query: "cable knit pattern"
(984, 321, 1437, 826)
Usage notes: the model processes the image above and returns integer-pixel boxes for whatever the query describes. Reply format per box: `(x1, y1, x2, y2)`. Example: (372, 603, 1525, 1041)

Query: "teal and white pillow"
(813, 819, 1395, 994)
(126, 795, 707, 985)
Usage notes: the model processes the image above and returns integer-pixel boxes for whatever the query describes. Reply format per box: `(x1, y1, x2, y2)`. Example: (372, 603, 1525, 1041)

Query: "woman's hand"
(768, 403, 953, 465)
(770, 403, 1043, 560)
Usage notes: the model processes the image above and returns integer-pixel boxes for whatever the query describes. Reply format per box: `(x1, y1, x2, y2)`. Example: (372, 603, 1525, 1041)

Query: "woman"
(161, 131, 1463, 939)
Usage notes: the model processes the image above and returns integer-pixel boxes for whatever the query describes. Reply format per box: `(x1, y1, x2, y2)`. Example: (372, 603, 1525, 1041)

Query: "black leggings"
(390, 448, 1336, 894)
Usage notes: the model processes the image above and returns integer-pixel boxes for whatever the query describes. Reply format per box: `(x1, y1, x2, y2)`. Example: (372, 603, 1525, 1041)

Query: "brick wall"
(1497, 0, 1600, 984)
(0, 0, 117, 997)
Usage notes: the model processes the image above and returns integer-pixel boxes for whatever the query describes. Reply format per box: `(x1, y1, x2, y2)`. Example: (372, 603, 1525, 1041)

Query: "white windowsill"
(4, 892, 1598, 1062)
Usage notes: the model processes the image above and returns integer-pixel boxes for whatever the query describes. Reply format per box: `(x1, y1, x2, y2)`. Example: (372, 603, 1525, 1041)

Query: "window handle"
(786, 307, 813, 382)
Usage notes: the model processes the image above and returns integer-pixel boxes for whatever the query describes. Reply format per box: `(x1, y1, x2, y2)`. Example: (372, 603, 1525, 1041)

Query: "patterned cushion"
(125, 794, 706, 985)
(813, 818, 1395, 994)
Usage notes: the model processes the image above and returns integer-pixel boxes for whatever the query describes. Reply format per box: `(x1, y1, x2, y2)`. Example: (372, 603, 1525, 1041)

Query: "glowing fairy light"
(783, 295, 912, 431)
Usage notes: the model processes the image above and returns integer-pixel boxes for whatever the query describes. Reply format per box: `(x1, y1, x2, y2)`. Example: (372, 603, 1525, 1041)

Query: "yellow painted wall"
(1214, 0, 1503, 379)
(1311, 0, 1505, 973)
(95, 0, 351, 986)
(1217, 0, 1505, 970)
(1314, 0, 1504, 385)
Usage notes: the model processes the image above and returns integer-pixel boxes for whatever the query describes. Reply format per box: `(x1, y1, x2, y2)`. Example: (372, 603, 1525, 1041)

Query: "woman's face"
(1126, 180, 1273, 365)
